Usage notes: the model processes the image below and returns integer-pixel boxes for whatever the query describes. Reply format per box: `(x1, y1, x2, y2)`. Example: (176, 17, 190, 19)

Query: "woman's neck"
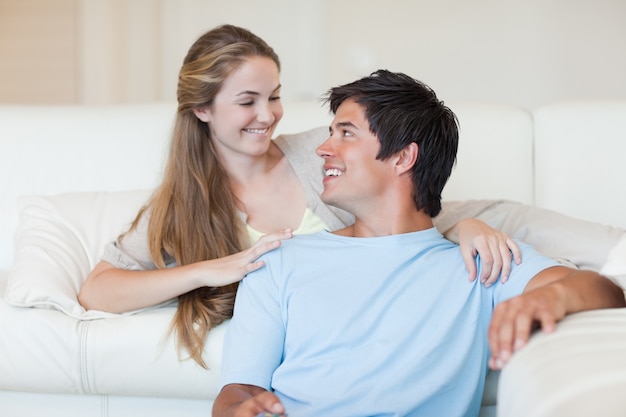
(221, 141, 282, 187)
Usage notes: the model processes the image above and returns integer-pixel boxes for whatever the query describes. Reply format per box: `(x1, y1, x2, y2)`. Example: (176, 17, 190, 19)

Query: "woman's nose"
(256, 103, 275, 124)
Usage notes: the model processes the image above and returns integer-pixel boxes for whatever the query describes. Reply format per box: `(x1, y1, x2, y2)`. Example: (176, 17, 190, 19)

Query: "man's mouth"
(324, 168, 343, 177)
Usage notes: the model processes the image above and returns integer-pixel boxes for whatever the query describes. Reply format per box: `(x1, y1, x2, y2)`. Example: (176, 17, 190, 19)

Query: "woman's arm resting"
(78, 229, 292, 312)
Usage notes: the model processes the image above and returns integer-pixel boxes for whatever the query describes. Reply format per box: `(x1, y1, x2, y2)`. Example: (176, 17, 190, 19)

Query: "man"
(212, 70, 625, 417)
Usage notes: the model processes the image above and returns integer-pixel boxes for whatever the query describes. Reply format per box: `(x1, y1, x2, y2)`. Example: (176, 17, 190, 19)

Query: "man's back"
(221, 229, 555, 417)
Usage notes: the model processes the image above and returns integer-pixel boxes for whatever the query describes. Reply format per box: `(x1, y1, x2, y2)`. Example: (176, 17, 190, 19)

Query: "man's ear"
(395, 142, 418, 175)
(192, 106, 211, 123)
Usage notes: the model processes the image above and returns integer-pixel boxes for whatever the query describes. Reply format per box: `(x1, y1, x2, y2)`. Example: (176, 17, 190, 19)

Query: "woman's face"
(194, 56, 283, 161)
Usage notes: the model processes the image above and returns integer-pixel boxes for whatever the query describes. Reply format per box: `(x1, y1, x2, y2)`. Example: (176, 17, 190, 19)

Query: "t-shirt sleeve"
(219, 253, 286, 390)
(492, 240, 561, 304)
(100, 210, 164, 270)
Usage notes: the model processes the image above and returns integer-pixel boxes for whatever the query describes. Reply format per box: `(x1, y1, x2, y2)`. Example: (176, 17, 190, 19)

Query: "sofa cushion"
(0, 271, 225, 399)
(4, 190, 154, 319)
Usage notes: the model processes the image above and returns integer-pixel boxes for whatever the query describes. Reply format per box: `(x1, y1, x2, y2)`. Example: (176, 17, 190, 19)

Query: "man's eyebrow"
(335, 121, 358, 129)
(329, 121, 357, 135)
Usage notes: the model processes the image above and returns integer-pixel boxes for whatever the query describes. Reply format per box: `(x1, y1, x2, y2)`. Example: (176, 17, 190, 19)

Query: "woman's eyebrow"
(236, 84, 281, 97)
(236, 90, 259, 96)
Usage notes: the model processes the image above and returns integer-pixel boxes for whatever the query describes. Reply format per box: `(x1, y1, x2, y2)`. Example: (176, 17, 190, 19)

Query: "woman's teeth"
(244, 128, 268, 134)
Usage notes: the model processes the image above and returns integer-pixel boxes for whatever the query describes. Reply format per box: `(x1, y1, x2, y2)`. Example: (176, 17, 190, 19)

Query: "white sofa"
(1, 100, 626, 417)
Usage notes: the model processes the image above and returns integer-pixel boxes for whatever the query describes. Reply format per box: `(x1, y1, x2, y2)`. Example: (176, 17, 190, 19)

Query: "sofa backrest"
(534, 101, 626, 229)
(0, 100, 541, 271)
(0, 103, 174, 270)
(444, 103, 534, 204)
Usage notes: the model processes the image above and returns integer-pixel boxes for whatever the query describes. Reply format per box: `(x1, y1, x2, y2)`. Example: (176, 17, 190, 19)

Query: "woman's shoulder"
(273, 126, 328, 155)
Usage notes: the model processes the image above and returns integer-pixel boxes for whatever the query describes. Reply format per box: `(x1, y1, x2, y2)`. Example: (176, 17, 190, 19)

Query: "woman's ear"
(192, 106, 211, 123)
(395, 142, 418, 175)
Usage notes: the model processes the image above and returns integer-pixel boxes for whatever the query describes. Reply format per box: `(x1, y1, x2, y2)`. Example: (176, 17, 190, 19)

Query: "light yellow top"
(246, 208, 327, 243)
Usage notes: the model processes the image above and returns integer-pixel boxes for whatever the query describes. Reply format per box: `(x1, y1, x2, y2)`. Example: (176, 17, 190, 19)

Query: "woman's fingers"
(248, 228, 293, 260)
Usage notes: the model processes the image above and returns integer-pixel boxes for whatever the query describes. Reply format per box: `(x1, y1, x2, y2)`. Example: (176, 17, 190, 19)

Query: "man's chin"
(321, 193, 346, 211)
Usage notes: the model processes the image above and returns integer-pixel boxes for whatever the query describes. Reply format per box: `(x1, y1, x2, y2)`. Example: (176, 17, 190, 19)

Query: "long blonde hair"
(128, 25, 280, 368)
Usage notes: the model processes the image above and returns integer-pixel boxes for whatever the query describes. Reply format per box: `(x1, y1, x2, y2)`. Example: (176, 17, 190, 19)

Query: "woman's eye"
(270, 96, 281, 101)
(240, 102, 254, 106)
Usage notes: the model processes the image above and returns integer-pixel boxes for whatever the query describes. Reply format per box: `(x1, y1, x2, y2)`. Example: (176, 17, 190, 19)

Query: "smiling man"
(212, 70, 625, 417)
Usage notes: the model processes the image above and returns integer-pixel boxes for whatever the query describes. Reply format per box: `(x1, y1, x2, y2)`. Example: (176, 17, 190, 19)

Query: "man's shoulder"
(257, 231, 332, 261)
(491, 240, 561, 297)
(282, 231, 336, 249)
(514, 240, 561, 268)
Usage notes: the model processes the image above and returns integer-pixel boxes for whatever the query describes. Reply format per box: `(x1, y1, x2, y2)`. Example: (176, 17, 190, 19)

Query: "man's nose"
(316, 136, 334, 158)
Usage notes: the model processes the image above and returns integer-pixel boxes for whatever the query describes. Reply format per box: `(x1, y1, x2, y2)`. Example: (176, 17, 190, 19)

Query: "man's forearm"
(525, 267, 626, 312)
(552, 270, 626, 312)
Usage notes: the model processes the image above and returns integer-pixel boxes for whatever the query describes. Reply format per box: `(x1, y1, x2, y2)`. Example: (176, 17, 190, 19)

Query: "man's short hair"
(325, 69, 458, 217)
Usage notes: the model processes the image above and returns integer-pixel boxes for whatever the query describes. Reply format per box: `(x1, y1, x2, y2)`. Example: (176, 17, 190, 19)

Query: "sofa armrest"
(497, 309, 626, 417)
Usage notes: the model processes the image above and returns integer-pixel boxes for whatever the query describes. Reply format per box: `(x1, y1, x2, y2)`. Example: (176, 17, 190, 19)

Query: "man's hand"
(487, 283, 566, 369)
(487, 266, 625, 370)
(213, 384, 286, 417)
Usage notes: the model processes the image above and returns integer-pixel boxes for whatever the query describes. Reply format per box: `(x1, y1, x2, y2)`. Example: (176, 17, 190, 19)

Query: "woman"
(78, 24, 519, 368)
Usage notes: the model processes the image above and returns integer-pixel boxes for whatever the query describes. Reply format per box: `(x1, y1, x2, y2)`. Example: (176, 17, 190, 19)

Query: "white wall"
(75, 0, 326, 104)
(323, 0, 626, 109)
(158, 0, 326, 101)
(0, 0, 77, 104)
(2, 0, 625, 108)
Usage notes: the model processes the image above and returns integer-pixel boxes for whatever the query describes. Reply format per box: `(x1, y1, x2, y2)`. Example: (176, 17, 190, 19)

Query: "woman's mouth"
(243, 128, 269, 135)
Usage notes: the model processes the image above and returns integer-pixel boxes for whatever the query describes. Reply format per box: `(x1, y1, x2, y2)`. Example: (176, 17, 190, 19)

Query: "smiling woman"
(77, 24, 302, 368)
(190, 56, 284, 165)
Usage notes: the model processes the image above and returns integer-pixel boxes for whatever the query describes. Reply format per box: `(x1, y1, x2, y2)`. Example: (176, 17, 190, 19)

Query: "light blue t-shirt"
(220, 228, 558, 417)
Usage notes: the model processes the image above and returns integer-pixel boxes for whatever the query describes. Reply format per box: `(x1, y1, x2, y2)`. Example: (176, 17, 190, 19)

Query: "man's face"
(316, 99, 396, 214)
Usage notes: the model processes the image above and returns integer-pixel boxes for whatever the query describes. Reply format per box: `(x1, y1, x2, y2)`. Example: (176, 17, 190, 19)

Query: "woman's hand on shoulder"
(198, 228, 293, 287)
(78, 229, 293, 313)
(455, 219, 522, 286)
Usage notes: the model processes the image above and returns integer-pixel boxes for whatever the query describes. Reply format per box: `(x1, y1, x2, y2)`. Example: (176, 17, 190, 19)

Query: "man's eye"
(343, 130, 353, 137)
(239, 102, 254, 106)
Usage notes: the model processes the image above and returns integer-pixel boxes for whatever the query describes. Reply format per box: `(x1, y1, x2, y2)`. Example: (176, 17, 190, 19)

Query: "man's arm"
(488, 266, 625, 369)
(213, 247, 288, 417)
(212, 384, 285, 417)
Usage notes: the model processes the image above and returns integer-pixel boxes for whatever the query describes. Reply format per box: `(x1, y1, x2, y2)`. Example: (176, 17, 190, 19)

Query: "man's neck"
(333, 210, 434, 238)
